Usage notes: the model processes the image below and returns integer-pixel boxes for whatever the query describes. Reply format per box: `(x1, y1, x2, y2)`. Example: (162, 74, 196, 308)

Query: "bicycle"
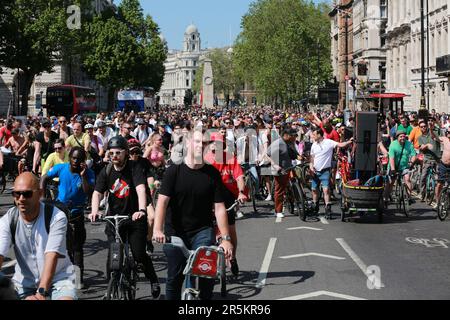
(437, 172, 450, 221)
(282, 165, 307, 221)
(424, 162, 437, 205)
(242, 163, 258, 213)
(165, 236, 226, 300)
(100, 214, 139, 300)
(390, 170, 411, 217)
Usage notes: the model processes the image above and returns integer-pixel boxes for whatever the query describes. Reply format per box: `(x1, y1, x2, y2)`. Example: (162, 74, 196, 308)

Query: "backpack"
(10, 202, 54, 246)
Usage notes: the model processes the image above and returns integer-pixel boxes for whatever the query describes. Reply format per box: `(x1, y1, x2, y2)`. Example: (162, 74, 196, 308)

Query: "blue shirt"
(47, 163, 95, 207)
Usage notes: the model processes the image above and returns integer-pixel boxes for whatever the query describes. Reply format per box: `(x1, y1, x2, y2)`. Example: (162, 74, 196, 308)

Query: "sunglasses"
(54, 146, 63, 150)
(123, 127, 132, 130)
(419, 126, 427, 128)
(59, 121, 67, 124)
(130, 150, 141, 155)
(12, 190, 36, 199)
(110, 150, 126, 156)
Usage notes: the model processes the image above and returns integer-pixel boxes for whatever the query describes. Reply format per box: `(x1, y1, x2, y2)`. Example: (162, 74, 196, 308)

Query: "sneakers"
(275, 212, 285, 218)
(265, 194, 272, 201)
(151, 283, 161, 300)
(235, 211, 244, 219)
(230, 258, 239, 276)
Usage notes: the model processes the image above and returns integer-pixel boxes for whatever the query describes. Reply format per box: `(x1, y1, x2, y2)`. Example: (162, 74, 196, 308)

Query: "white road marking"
(279, 253, 346, 260)
(319, 217, 329, 225)
(279, 290, 367, 300)
(287, 227, 323, 231)
(1, 259, 16, 270)
(256, 238, 277, 289)
(336, 238, 385, 288)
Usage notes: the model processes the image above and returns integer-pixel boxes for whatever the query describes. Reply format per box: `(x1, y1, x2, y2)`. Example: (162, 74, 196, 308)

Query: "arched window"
(192, 35, 195, 40)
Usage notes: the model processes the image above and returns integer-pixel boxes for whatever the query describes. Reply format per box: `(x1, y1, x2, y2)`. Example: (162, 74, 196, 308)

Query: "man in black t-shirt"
(89, 136, 161, 299)
(32, 119, 59, 174)
(153, 130, 233, 300)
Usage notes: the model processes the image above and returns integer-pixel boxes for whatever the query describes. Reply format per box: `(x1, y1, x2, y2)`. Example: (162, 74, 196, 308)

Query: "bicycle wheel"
(437, 187, 449, 221)
(426, 175, 435, 206)
(250, 178, 258, 213)
(285, 186, 295, 215)
(292, 182, 306, 221)
(394, 182, 402, 212)
(401, 184, 409, 217)
(105, 275, 121, 300)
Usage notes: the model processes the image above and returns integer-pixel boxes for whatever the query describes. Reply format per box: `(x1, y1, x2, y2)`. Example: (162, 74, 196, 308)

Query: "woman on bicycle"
(144, 133, 167, 192)
(41, 139, 69, 176)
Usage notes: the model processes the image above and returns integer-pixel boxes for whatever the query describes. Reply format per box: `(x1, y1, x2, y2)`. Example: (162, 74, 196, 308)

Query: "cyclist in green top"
(387, 130, 417, 204)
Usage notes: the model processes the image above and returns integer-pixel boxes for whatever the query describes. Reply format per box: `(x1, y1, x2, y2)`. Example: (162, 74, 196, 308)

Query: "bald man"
(0, 173, 76, 300)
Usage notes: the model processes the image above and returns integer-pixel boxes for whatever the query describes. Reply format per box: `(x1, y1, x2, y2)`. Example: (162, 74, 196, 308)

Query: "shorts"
(437, 162, 450, 183)
(311, 169, 331, 190)
(15, 279, 77, 300)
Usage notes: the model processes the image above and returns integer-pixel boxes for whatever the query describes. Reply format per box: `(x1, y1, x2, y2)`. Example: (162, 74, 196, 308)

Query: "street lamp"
(419, 0, 429, 119)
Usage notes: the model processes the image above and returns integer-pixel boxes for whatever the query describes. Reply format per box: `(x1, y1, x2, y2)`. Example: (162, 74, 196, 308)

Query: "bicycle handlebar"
(226, 200, 240, 212)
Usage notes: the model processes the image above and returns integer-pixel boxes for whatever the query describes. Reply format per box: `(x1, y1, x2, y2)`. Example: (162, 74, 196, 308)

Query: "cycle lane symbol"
(405, 237, 449, 249)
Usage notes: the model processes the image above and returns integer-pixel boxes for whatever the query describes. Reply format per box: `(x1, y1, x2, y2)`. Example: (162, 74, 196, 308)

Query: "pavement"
(1, 183, 449, 300)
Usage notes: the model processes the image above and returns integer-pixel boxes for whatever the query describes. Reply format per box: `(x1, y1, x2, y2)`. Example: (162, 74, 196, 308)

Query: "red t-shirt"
(204, 151, 245, 198)
(320, 124, 340, 142)
(0, 127, 12, 145)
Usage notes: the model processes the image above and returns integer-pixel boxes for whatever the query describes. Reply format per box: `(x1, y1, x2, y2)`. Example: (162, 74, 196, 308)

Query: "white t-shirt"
(311, 139, 338, 171)
(0, 203, 75, 288)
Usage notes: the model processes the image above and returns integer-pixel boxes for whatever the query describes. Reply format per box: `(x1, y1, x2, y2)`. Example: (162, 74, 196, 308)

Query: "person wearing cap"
(387, 129, 417, 205)
(265, 127, 301, 218)
(204, 132, 248, 276)
(134, 119, 153, 145)
(33, 119, 59, 174)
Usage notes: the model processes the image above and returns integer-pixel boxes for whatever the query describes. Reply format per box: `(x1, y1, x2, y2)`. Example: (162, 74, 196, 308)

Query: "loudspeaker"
(354, 112, 378, 172)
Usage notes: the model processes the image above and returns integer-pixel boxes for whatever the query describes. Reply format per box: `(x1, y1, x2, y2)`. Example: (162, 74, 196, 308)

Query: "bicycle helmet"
(107, 136, 129, 151)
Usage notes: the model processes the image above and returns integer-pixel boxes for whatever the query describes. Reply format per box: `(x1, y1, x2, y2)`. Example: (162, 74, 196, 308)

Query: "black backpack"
(9, 202, 54, 246)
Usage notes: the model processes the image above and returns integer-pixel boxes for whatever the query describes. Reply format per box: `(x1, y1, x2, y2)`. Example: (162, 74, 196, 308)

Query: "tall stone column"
(202, 59, 214, 109)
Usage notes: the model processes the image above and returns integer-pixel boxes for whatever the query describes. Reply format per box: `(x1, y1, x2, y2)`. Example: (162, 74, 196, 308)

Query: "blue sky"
(118, 0, 330, 50)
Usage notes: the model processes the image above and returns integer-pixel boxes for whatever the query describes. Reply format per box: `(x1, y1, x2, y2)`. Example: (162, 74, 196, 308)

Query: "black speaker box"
(354, 112, 378, 172)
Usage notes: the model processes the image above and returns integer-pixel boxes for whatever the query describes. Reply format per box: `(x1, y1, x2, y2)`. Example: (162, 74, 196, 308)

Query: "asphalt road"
(1, 183, 449, 300)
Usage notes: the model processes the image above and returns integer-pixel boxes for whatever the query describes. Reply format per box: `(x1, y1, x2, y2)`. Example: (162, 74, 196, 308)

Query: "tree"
(233, 0, 332, 107)
(82, 0, 167, 109)
(0, 0, 91, 115)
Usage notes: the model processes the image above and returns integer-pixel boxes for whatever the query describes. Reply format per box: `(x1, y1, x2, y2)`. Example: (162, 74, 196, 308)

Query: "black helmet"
(108, 136, 129, 151)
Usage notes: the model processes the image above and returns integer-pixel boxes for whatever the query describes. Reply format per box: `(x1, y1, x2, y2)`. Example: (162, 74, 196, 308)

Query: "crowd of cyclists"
(0, 104, 449, 300)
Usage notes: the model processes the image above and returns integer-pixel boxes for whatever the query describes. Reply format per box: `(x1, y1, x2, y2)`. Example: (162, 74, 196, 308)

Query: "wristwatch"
(222, 235, 232, 242)
(37, 287, 50, 297)
(139, 209, 147, 214)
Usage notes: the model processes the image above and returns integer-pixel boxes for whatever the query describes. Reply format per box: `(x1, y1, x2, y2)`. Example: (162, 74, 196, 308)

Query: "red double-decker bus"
(45, 85, 97, 118)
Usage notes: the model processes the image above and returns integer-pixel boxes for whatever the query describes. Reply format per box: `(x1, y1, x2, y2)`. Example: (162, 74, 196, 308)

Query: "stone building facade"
(158, 25, 209, 106)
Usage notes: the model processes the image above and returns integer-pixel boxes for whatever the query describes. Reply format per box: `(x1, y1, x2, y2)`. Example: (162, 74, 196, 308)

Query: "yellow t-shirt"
(42, 152, 69, 176)
(66, 133, 91, 149)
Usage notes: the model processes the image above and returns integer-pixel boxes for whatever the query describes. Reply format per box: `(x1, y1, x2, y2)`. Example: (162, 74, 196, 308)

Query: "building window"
(186, 61, 188, 66)
(193, 61, 197, 67)
(186, 79, 190, 87)
(192, 44, 196, 51)
(380, 0, 387, 18)
(380, 62, 386, 80)
(192, 35, 195, 40)
(358, 62, 368, 76)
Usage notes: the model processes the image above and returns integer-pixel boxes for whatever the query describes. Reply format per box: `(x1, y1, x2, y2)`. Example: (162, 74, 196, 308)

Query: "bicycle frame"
(166, 236, 226, 300)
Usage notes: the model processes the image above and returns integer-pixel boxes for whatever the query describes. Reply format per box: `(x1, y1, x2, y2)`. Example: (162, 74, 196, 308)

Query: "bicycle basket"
(183, 246, 224, 279)
(109, 242, 124, 271)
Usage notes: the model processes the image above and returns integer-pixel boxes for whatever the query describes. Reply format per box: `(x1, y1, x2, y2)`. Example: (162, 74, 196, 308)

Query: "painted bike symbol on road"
(405, 237, 449, 249)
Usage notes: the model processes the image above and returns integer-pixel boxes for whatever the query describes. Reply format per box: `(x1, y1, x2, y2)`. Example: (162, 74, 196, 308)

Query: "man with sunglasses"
(417, 121, 440, 201)
(89, 136, 161, 299)
(40, 147, 95, 289)
(0, 173, 77, 300)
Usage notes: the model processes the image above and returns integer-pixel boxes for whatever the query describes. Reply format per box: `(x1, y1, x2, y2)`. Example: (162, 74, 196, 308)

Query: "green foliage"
(83, 0, 167, 96)
(234, 0, 332, 105)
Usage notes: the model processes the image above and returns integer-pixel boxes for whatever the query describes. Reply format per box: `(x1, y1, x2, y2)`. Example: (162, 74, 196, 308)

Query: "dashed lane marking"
(279, 290, 367, 300)
(279, 253, 346, 260)
(287, 227, 323, 231)
(256, 238, 277, 289)
(319, 217, 329, 225)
